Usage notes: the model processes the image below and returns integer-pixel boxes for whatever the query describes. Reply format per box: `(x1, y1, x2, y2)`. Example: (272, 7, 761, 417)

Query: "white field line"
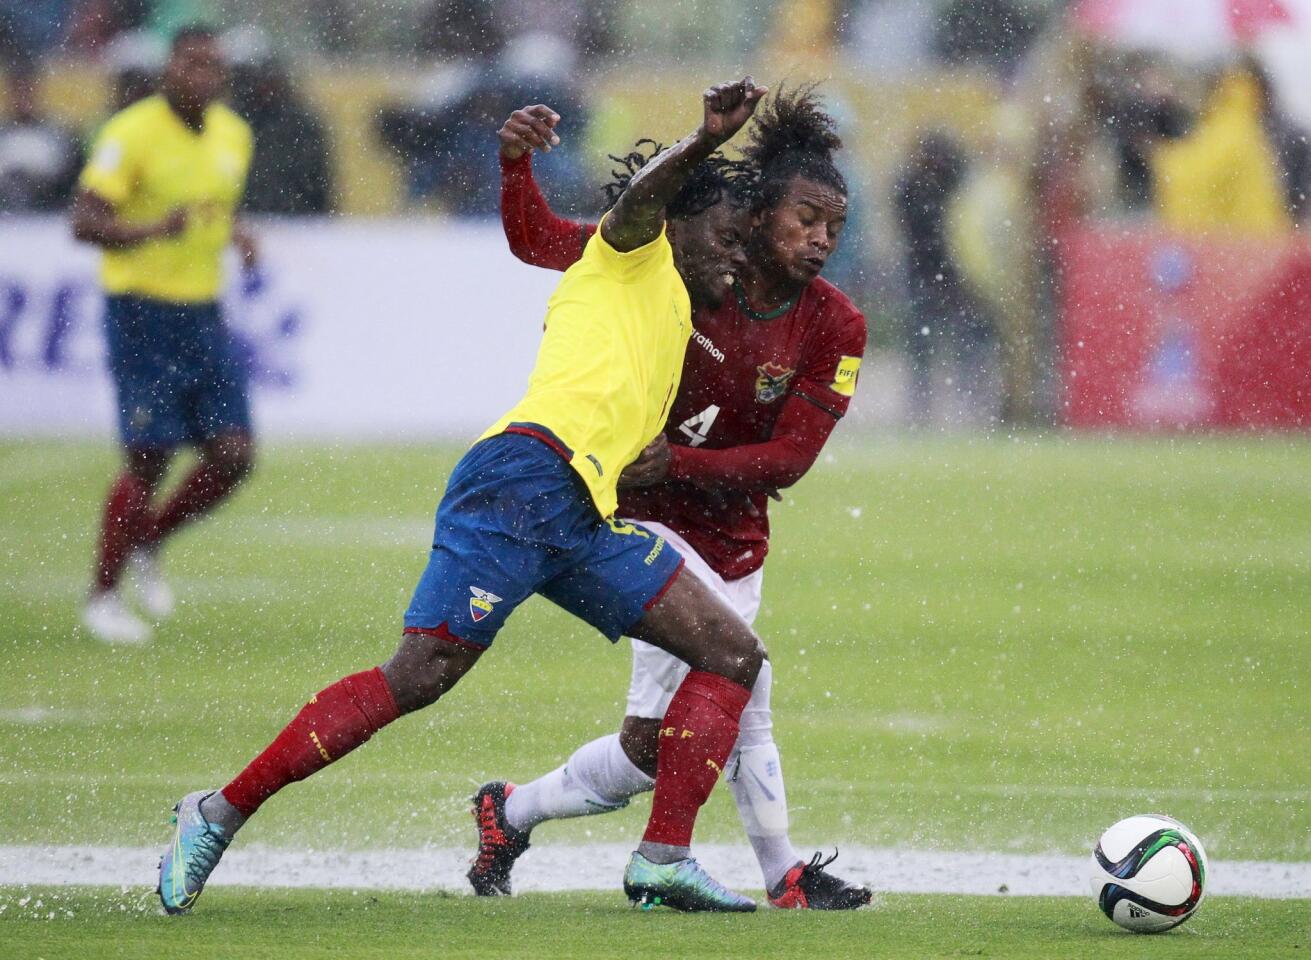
(2, 573, 284, 603)
(1, 767, 1306, 806)
(1, 844, 1308, 899)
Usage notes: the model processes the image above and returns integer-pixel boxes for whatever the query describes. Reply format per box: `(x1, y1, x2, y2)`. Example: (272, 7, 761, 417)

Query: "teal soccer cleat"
(623, 851, 756, 912)
(157, 790, 232, 915)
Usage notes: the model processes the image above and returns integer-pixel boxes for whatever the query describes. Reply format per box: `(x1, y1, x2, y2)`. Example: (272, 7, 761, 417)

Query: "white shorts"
(624, 520, 763, 719)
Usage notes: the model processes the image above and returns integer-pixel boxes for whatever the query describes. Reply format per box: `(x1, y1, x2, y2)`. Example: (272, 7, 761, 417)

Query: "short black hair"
(740, 83, 847, 211)
(603, 139, 753, 220)
(171, 24, 218, 51)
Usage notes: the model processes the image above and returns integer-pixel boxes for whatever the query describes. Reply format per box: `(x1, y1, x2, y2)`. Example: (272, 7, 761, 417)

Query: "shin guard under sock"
(221, 668, 400, 818)
(641, 670, 751, 849)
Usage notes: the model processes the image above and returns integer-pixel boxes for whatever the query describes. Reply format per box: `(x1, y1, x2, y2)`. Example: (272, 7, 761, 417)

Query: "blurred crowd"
(3, 0, 1310, 426)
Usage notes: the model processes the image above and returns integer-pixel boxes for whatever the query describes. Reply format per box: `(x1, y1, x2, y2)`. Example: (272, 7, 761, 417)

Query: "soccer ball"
(1089, 814, 1208, 933)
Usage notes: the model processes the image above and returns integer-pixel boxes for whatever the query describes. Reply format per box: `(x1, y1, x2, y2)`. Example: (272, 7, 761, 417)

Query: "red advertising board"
(1060, 225, 1311, 429)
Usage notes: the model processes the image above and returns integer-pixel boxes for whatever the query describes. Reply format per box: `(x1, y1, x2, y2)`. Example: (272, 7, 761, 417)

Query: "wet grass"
(1, 435, 1309, 861)
(0, 887, 1307, 960)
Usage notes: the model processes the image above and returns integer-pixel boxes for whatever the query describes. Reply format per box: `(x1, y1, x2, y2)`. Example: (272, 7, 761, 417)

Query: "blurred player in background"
(470, 87, 871, 910)
(72, 26, 257, 645)
(158, 78, 776, 916)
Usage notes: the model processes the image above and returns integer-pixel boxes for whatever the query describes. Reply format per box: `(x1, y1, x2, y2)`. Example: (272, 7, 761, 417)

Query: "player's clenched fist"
(498, 104, 562, 160)
(700, 76, 767, 146)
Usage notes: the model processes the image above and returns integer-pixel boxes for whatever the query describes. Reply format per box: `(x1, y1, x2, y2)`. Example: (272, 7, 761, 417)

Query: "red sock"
(642, 670, 752, 848)
(221, 668, 400, 818)
(95, 473, 152, 591)
(146, 462, 242, 545)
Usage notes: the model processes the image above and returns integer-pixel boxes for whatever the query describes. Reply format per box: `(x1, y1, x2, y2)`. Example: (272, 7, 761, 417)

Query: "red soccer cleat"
(768, 850, 872, 910)
(467, 781, 531, 896)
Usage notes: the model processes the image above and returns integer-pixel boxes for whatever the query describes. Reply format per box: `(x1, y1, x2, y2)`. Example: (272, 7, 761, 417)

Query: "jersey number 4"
(677, 405, 720, 447)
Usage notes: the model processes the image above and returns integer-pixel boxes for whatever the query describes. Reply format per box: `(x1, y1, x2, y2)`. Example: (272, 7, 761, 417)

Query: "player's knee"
(381, 633, 481, 714)
(229, 446, 255, 482)
(220, 442, 255, 483)
(126, 447, 170, 489)
(618, 716, 660, 777)
(703, 612, 765, 688)
(204, 433, 255, 484)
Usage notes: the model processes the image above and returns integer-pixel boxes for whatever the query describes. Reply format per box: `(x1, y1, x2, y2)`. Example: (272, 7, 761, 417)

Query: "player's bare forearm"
(71, 190, 185, 249)
(602, 128, 717, 251)
(602, 77, 765, 253)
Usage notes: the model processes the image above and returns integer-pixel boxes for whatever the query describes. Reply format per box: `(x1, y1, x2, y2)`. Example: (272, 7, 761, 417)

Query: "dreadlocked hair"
(740, 82, 847, 211)
(602, 139, 755, 220)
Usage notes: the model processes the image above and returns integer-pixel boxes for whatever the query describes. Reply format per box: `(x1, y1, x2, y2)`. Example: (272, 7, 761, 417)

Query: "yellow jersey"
(481, 219, 692, 518)
(78, 95, 253, 304)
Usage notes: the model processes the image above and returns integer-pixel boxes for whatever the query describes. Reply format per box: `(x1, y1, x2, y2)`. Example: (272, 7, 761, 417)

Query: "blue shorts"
(103, 295, 252, 448)
(404, 430, 685, 649)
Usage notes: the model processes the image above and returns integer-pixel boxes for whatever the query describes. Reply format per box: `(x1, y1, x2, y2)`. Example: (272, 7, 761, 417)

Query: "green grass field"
(1, 889, 1307, 960)
(2, 436, 1309, 956)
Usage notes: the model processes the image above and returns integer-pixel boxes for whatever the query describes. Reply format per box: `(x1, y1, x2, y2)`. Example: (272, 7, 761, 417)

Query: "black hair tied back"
(740, 82, 847, 210)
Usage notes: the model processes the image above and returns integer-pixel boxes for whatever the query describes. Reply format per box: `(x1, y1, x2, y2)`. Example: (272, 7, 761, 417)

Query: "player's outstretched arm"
(602, 76, 766, 253)
(498, 104, 595, 272)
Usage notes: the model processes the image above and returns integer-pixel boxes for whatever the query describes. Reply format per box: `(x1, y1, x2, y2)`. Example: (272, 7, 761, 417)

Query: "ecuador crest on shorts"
(469, 586, 502, 623)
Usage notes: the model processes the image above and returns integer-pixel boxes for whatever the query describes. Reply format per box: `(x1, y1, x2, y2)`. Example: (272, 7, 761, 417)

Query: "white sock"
(504, 733, 654, 835)
(726, 660, 802, 890)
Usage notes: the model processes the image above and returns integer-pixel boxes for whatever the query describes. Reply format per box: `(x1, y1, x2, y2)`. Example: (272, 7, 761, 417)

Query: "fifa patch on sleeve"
(830, 355, 861, 397)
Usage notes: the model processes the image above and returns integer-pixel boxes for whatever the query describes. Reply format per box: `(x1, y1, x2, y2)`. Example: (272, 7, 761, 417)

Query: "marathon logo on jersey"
(692, 329, 725, 363)
(468, 586, 502, 623)
(831, 355, 862, 397)
(754, 361, 796, 404)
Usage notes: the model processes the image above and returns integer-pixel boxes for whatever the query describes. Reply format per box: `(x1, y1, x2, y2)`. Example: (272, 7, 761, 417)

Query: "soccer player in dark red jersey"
(470, 87, 873, 910)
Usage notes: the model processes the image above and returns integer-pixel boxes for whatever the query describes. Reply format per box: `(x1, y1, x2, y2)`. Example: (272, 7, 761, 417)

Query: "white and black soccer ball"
(1090, 814, 1208, 933)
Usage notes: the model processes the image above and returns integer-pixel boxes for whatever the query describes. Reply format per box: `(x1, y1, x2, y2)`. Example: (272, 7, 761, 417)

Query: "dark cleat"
(466, 781, 530, 896)
(768, 850, 872, 910)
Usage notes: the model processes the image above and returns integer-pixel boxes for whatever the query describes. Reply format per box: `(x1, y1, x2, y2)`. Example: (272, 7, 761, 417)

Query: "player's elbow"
(504, 233, 537, 266)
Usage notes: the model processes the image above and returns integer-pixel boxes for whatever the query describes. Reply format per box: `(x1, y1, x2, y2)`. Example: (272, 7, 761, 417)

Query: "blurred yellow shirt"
(1153, 72, 1292, 236)
(79, 95, 252, 303)
(481, 218, 692, 518)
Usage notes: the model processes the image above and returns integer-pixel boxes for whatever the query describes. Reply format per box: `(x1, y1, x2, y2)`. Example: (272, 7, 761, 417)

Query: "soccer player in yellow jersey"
(72, 26, 256, 645)
(159, 77, 771, 916)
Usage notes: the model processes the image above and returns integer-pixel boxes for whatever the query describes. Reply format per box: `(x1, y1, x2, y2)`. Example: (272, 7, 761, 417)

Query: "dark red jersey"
(500, 152, 867, 580)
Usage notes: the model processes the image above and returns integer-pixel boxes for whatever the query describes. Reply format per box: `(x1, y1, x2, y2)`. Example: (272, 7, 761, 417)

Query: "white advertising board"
(0, 217, 560, 439)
